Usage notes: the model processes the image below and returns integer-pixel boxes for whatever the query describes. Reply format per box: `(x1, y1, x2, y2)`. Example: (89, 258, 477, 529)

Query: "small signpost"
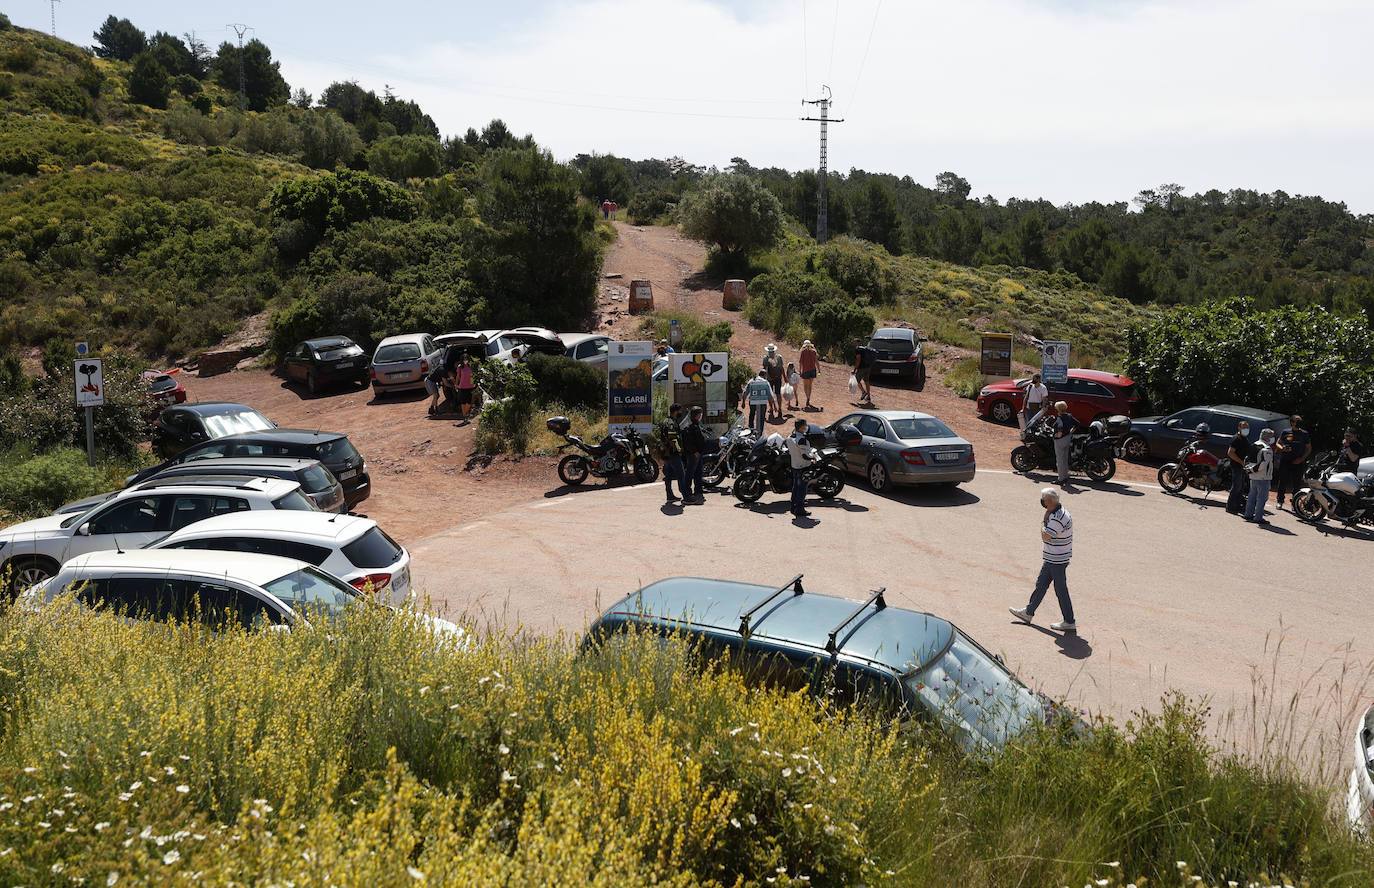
(979, 333, 1013, 378)
(668, 318, 683, 350)
(1040, 340, 1070, 385)
(74, 358, 104, 467)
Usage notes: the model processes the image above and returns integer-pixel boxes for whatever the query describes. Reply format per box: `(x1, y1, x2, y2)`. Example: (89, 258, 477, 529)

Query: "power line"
(463, 88, 796, 122)
(48, 0, 59, 38)
(849, 0, 884, 113)
(800, 0, 810, 97)
(802, 85, 844, 243)
(826, 0, 840, 84)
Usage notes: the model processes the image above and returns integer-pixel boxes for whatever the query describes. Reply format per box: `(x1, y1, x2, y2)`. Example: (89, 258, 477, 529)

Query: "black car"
(866, 328, 927, 390)
(130, 429, 371, 508)
(1120, 404, 1290, 462)
(151, 403, 276, 459)
(282, 337, 370, 395)
(61, 457, 346, 516)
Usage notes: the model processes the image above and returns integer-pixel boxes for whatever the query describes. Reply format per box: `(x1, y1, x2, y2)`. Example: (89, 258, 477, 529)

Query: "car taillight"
(349, 573, 392, 593)
(901, 449, 926, 465)
(369, 367, 377, 380)
(966, 449, 975, 464)
(420, 359, 429, 373)
(906, 354, 920, 362)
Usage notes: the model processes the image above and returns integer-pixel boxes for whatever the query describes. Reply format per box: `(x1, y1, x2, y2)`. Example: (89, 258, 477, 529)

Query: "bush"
(270, 274, 390, 352)
(34, 82, 90, 117)
(638, 312, 732, 353)
(2, 43, 37, 72)
(817, 238, 900, 303)
(0, 13, 11, 30)
(525, 352, 606, 412)
(808, 297, 877, 359)
(743, 269, 850, 352)
(0, 448, 109, 516)
(473, 360, 537, 455)
(944, 356, 985, 399)
(0, 348, 151, 460)
(129, 50, 171, 109)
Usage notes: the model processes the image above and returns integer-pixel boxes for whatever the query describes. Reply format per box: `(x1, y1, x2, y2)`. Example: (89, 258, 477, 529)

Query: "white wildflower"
(107, 872, 119, 886)
(176, 785, 190, 794)
(163, 850, 180, 865)
(407, 866, 425, 880)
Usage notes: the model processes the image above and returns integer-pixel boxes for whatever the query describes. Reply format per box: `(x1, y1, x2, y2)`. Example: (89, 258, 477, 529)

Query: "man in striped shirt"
(1009, 488, 1077, 632)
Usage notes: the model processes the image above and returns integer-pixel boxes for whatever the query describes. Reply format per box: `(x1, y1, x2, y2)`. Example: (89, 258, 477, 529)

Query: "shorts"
(800, 369, 817, 380)
(424, 378, 438, 396)
(457, 387, 474, 405)
(855, 367, 871, 382)
(768, 377, 782, 395)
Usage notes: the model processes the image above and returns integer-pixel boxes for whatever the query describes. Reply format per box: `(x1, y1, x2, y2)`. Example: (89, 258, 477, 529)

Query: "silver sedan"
(826, 410, 976, 492)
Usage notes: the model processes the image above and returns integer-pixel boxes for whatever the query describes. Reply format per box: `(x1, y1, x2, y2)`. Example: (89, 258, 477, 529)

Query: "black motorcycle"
(546, 416, 659, 486)
(732, 435, 848, 503)
(1010, 417, 1117, 482)
(701, 416, 758, 488)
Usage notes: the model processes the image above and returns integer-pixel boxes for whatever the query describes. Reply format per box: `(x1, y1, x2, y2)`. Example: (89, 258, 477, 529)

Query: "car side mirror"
(76, 523, 90, 536)
(1164, 418, 1178, 428)
(190, 430, 206, 441)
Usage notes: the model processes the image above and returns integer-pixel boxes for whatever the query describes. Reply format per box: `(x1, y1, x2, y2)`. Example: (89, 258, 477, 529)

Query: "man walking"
(1272, 415, 1310, 509)
(740, 371, 775, 435)
(679, 405, 709, 504)
(1009, 487, 1077, 632)
(1051, 400, 1078, 484)
(1225, 420, 1252, 515)
(762, 344, 785, 421)
(851, 338, 877, 405)
(1023, 373, 1048, 427)
(660, 403, 686, 504)
(784, 418, 817, 518)
(1244, 428, 1275, 525)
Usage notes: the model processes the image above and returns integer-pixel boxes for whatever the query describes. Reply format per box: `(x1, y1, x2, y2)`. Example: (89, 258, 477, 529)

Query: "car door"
(1152, 408, 1209, 456)
(832, 413, 864, 472)
(852, 415, 887, 474)
(1068, 379, 1114, 423)
(67, 495, 171, 559)
(155, 410, 189, 456)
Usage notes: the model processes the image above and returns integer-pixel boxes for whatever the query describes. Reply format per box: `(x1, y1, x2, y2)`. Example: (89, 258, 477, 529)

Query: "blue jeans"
(791, 467, 808, 513)
(663, 455, 684, 495)
(1227, 462, 1247, 512)
(682, 453, 701, 497)
(1026, 560, 1074, 623)
(1244, 478, 1270, 520)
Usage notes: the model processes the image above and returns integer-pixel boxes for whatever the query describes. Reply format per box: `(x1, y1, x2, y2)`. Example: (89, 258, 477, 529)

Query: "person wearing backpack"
(1243, 428, 1276, 525)
(659, 403, 686, 504)
(1051, 400, 1079, 484)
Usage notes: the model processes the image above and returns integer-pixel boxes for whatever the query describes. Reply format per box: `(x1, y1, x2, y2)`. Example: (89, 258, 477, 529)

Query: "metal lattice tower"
(228, 24, 252, 110)
(48, 0, 59, 37)
(801, 85, 844, 244)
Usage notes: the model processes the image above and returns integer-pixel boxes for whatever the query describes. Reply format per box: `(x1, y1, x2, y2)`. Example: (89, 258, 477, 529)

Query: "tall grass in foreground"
(0, 602, 1368, 886)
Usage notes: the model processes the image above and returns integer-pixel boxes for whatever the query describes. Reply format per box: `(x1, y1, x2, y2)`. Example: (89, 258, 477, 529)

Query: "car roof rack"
(738, 573, 804, 637)
(825, 588, 886, 654)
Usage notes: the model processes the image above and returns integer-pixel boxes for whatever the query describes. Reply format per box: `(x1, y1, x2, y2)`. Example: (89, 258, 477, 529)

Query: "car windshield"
(314, 438, 359, 463)
(889, 417, 956, 440)
(148, 376, 178, 393)
(341, 527, 404, 568)
(901, 630, 1043, 753)
(262, 566, 360, 621)
(272, 490, 319, 511)
(202, 410, 273, 438)
(375, 343, 421, 363)
(315, 344, 358, 360)
(299, 465, 336, 494)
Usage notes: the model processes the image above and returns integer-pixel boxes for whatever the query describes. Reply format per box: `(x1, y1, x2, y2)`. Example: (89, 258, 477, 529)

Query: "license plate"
(880, 368, 900, 375)
(339, 468, 357, 480)
(393, 565, 410, 598)
(386, 371, 408, 379)
(934, 451, 960, 463)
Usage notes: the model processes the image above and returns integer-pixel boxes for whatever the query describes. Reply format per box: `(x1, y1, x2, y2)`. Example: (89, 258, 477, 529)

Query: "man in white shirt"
(784, 418, 816, 517)
(1009, 487, 1077, 632)
(1023, 373, 1049, 427)
(740, 371, 776, 435)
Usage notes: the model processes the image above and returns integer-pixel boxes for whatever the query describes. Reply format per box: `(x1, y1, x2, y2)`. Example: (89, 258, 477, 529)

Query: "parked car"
(484, 327, 565, 364)
(25, 550, 461, 638)
(434, 330, 489, 352)
(127, 429, 371, 509)
(977, 369, 1144, 426)
(151, 402, 275, 459)
(561, 333, 613, 371)
(282, 336, 370, 394)
(0, 477, 314, 594)
(57, 457, 345, 516)
(586, 575, 1050, 753)
(1348, 702, 1374, 836)
(370, 334, 441, 396)
(140, 369, 186, 420)
(866, 328, 927, 390)
(150, 511, 411, 602)
(1119, 405, 1290, 462)
(825, 410, 975, 491)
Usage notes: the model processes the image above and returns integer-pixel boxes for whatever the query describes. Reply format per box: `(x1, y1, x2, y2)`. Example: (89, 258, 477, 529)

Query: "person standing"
(455, 354, 477, 423)
(1225, 420, 1252, 515)
(1244, 428, 1276, 524)
(851, 338, 877, 404)
(783, 362, 801, 411)
(784, 418, 817, 518)
(679, 406, 708, 504)
(798, 340, 820, 409)
(1272, 415, 1310, 509)
(1008, 488, 1077, 632)
(1023, 373, 1049, 427)
(659, 403, 686, 504)
(762, 344, 785, 420)
(601, 199, 611, 220)
(1051, 400, 1078, 484)
(740, 371, 775, 435)
(1334, 429, 1365, 473)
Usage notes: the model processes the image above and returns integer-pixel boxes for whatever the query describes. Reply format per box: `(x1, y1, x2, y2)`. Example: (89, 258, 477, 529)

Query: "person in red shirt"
(601, 199, 611, 220)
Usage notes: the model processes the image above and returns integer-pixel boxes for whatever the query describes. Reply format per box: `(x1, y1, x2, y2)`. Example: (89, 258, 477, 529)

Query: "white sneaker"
(1008, 607, 1032, 624)
(1051, 620, 1077, 632)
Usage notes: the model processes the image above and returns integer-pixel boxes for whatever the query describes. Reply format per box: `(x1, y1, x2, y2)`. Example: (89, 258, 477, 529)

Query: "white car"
(561, 333, 613, 372)
(1349, 703, 1374, 836)
(483, 327, 565, 364)
(0, 477, 314, 594)
(27, 549, 461, 638)
(149, 511, 412, 603)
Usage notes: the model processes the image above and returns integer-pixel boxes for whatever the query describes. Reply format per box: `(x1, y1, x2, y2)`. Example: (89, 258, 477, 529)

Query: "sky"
(14, 0, 1374, 212)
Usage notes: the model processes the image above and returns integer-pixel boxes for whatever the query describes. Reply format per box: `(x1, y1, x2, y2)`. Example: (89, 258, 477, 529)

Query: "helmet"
(1194, 423, 1210, 436)
(1090, 420, 1105, 436)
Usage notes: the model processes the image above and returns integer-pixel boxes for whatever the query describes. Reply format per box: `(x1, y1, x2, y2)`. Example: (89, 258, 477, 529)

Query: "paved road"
(409, 469, 1371, 769)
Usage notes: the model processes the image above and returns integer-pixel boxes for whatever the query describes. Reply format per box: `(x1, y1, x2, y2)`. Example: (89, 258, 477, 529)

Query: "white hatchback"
(1349, 703, 1374, 836)
(149, 511, 412, 604)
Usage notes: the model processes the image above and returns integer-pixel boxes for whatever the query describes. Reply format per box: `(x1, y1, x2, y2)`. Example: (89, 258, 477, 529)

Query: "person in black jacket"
(659, 403, 685, 503)
(1334, 429, 1365, 473)
(679, 406, 709, 504)
(1225, 420, 1252, 515)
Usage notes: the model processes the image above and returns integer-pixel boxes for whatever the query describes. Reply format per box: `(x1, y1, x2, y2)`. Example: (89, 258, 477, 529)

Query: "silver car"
(826, 410, 976, 491)
(1349, 703, 1374, 836)
(370, 334, 441, 396)
(562, 333, 613, 371)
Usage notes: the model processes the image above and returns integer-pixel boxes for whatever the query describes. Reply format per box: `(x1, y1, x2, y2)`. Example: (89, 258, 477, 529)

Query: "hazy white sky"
(17, 1, 1374, 211)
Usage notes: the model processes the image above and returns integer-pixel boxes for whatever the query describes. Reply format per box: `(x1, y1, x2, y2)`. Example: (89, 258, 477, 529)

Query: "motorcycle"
(1157, 439, 1229, 495)
(546, 416, 659, 486)
(701, 416, 758, 488)
(732, 433, 849, 504)
(1010, 418, 1117, 482)
(1293, 455, 1374, 527)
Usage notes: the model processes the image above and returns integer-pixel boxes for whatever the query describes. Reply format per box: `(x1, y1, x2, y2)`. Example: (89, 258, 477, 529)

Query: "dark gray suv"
(1120, 405, 1290, 462)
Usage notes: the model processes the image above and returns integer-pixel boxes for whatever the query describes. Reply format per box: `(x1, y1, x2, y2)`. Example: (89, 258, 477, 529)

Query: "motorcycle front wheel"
(558, 454, 590, 486)
(1083, 454, 1116, 482)
(701, 455, 726, 488)
(1157, 463, 1187, 494)
(733, 471, 765, 503)
(1291, 490, 1327, 523)
(813, 467, 845, 499)
(633, 455, 659, 483)
(1010, 446, 1037, 474)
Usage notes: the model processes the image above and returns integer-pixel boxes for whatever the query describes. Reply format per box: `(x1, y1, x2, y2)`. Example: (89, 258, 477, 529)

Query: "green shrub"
(2, 43, 37, 72)
(473, 360, 537, 455)
(270, 274, 390, 351)
(0, 12, 12, 30)
(638, 311, 732, 353)
(525, 352, 606, 412)
(817, 237, 900, 303)
(0, 73, 13, 99)
(34, 81, 90, 117)
(944, 356, 985, 399)
(0, 448, 109, 515)
(808, 297, 877, 359)
(0, 348, 151, 460)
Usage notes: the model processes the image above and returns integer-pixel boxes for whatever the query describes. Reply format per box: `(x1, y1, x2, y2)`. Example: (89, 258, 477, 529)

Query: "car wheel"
(914, 362, 927, 392)
(6, 557, 55, 597)
(1121, 433, 1148, 461)
(867, 460, 889, 492)
(306, 372, 319, 395)
(372, 384, 386, 399)
(989, 400, 1015, 425)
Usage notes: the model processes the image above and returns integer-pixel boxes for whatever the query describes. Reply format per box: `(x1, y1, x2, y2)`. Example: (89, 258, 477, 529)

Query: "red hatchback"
(976, 369, 1144, 426)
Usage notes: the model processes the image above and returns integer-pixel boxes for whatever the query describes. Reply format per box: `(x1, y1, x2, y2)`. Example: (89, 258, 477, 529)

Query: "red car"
(141, 369, 187, 420)
(976, 369, 1144, 426)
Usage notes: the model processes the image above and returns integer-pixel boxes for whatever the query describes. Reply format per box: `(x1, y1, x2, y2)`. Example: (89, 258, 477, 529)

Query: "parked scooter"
(701, 416, 758, 488)
(1010, 416, 1118, 482)
(732, 428, 855, 503)
(546, 416, 659, 485)
(1157, 423, 1229, 495)
(1293, 455, 1374, 527)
